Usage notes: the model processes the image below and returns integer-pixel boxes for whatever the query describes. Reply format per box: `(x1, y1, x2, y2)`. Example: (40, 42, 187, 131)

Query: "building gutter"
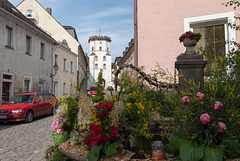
(134, 0, 138, 67)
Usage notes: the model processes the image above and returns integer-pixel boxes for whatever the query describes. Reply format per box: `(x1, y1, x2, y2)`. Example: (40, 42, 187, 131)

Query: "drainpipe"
(51, 46, 54, 93)
(134, 0, 138, 67)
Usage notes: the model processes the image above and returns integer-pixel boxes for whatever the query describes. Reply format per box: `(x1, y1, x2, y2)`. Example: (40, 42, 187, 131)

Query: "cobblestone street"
(0, 115, 54, 161)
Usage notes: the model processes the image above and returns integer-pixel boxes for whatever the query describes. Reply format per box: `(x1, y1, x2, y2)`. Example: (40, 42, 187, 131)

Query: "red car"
(0, 92, 58, 123)
(87, 85, 104, 97)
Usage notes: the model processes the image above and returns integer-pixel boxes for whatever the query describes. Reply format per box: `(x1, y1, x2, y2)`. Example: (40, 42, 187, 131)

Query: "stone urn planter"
(183, 38, 198, 54)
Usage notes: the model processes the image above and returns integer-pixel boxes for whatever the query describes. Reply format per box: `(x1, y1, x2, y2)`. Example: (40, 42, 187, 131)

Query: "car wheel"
(50, 107, 56, 116)
(25, 111, 34, 123)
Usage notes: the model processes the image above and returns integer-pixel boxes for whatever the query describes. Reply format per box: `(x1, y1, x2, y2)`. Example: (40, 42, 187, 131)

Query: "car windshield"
(8, 95, 35, 104)
(89, 87, 97, 91)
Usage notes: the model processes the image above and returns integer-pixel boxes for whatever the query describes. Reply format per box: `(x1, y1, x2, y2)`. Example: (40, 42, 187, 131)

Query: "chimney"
(46, 7, 52, 15)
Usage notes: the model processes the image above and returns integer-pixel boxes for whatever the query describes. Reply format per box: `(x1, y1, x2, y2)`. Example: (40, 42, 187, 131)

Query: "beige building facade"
(0, 0, 55, 105)
(17, 0, 87, 96)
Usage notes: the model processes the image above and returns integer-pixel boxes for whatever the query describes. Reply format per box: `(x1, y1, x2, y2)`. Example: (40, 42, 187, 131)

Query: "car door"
(34, 94, 44, 116)
(42, 93, 52, 114)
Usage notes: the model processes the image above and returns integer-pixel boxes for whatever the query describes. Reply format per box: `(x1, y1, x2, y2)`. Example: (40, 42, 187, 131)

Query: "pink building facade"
(134, 0, 240, 76)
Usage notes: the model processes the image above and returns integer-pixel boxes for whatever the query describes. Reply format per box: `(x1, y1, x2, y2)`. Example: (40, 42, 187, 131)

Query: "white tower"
(88, 35, 112, 89)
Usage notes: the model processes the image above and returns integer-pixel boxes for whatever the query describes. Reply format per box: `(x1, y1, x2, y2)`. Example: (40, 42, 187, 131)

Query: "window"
(6, 26, 13, 48)
(107, 47, 109, 52)
(26, 10, 33, 17)
(103, 64, 106, 69)
(99, 46, 102, 51)
(92, 47, 94, 51)
(38, 79, 46, 92)
(94, 55, 98, 61)
(24, 77, 31, 92)
(184, 12, 235, 75)
(193, 25, 225, 75)
(103, 56, 106, 61)
(40, 43, 45, 59)
(70, 61, 73, 72)
(26, 35, 31, 55)
(63, 83, 66, 93)
(54, 54, 58, 65)
(63, 58, 67, 70)
(95, 63, 98, 69)
(53, 81, 58, 97)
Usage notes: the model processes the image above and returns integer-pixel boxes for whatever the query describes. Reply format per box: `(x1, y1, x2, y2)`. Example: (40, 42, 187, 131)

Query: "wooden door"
(2, 82, 10, 104)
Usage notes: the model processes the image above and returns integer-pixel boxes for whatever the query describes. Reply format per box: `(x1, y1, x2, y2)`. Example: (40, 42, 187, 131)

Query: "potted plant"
(179, 31, 202, 54)
(164, 92, 240, 161)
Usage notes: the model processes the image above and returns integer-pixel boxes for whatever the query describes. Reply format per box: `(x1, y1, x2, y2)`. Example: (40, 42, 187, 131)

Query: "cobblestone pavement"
(0, 115, 54, 161)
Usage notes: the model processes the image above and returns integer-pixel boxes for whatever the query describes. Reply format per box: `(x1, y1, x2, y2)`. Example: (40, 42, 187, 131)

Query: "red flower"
(182, 96, 191, 105)
(92, 137, 100, 145)
(84, 138, 93, 147)
(218, 122, 227, 133)
(109, 131, 120, 141)
(112, 127, 120, 132)
(105, 102, 113, 111)
(89, 123, 96, 131)
(200, 113, 212, 124)
(86, 132, 94, 138)
(93, 126, 103, 136)
(98, 113, 105, 120)
(99, 134, 108, 143)
(94, 103, 102, 109)
(212, 101, 223, 110)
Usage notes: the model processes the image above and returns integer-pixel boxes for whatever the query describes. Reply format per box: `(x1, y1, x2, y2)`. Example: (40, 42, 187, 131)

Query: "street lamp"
(50, 63, 58, 77)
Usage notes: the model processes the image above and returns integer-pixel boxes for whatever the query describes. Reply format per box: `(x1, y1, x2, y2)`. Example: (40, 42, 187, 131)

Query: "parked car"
(87, 85, 104, 97)
(0, 92, 58, 123)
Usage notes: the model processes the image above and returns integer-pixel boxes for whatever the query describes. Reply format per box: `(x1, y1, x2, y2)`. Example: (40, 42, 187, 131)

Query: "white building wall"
(88, 36, 112, 89)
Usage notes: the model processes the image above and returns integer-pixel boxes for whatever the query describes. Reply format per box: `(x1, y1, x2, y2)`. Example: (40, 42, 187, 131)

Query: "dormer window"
(26, 10, 33, 17)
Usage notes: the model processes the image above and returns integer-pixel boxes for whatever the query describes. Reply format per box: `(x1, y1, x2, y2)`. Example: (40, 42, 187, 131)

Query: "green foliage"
(66, 96, 79, 131)
(44, 145, 70, 161)
(92, 69, 105, 104)
(203, 145, 224, 161)
(52, 131, 69, 145)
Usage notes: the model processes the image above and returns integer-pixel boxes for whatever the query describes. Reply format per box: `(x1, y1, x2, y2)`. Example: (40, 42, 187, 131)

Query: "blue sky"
(9, 0, 134, 62)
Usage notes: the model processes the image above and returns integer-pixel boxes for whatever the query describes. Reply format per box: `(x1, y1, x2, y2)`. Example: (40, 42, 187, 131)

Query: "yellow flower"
(137, 111, 140, 114)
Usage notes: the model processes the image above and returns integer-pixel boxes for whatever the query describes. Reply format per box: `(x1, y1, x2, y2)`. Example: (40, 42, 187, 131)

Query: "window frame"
(23, 76, 32, 93)
(103, 63, 107, 69)
(103, 56, 106, 61)
(6, 26, 13, 48)
(184, 12, 236, 56)
(70, 61, 73, 73)
(95, 63, 98, 69)
(63, 58, 67, 70)
(40, 42, 45, 59)
(94, 55, 98, 61)
(26, 35, 32, 55)
(63, 82, 66, 93)
(54, 54, 58, 65)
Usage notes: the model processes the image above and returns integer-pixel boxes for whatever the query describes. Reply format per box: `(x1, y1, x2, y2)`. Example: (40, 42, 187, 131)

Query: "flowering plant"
(165, 92, 240, 161)
(179, 31, 201, 43)
(84, 69, 121, 161)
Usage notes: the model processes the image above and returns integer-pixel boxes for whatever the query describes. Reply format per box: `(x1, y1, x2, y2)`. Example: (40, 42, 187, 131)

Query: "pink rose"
(55, 128, 64, 134)
(51, 120, 61, 129)
(200, 113, 212, 124)
(182, 96, 190, 105)
(212, 101, 223, 110)
(196, 92, 205, 100)
(218, 122, 227, 133)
